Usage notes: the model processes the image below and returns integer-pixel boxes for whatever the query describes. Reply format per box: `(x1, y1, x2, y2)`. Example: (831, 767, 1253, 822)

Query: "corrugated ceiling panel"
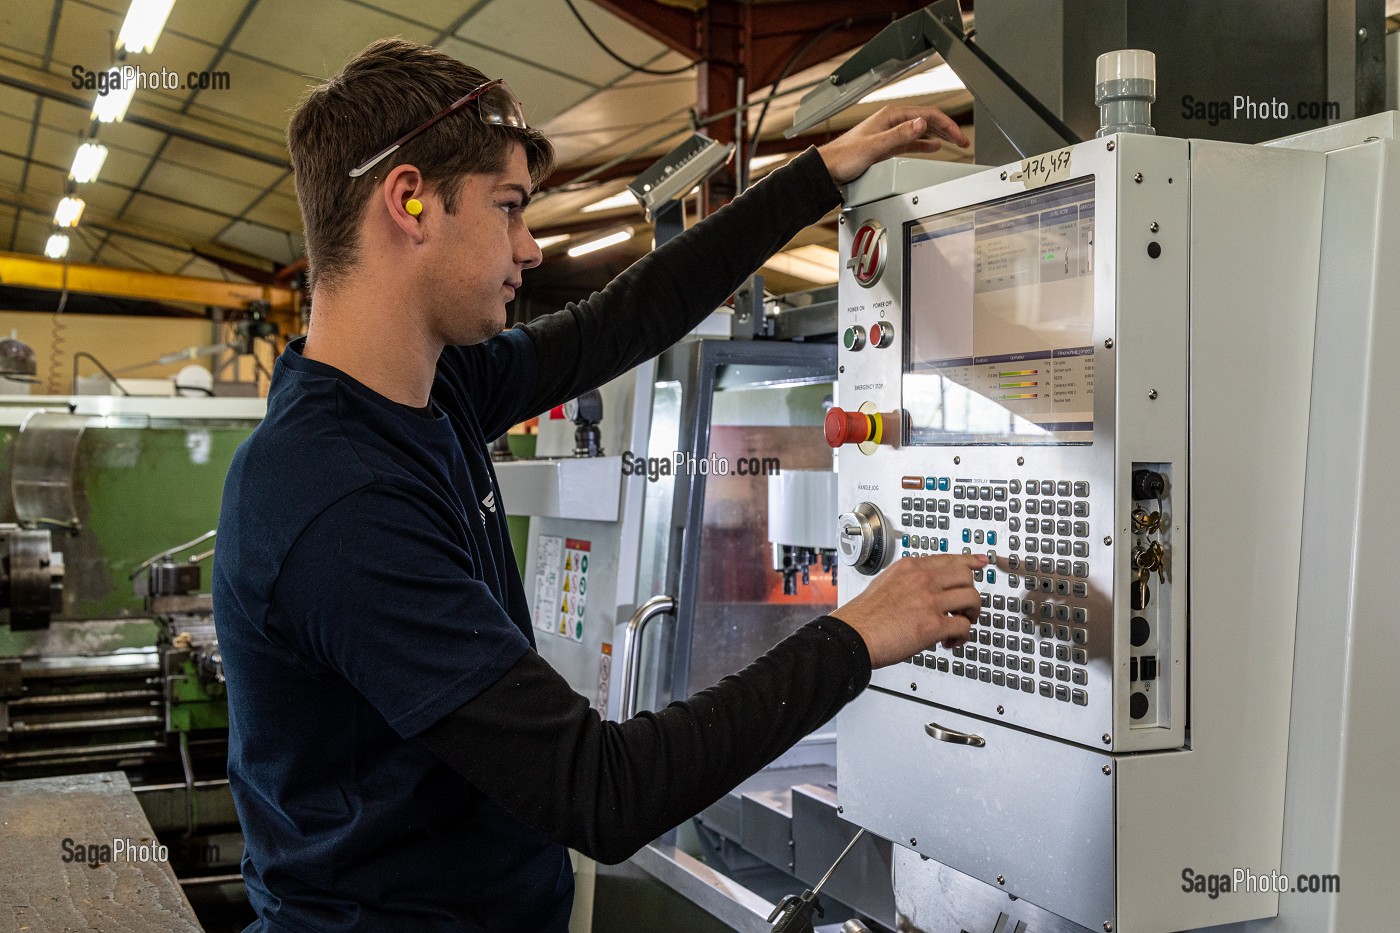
(538, 80, 694, 144)
(141, 160, 264, 220)
(217, 219, 303, 265)
(119, 29, 234, 112)
(355, 0, 492, 34)
(157, 137, 288, 192)
(436, 36, 595, 125)
(49, 3, 124, 89)
(183, 52, 319, 134)
(163, 0, 258, 47)
(240, 188, 301, 232)
(0, 1, 55, 65)
(121, 193, 230, 242)
(233, 0, 438, 80)
(89, 118, 168, 156)
(0, 83, 36, 122)
(456, 0, 675, 89)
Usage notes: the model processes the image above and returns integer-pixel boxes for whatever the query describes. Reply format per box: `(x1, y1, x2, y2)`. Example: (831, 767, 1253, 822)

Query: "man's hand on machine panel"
(817, 104, 971, 186)
(829, 554, 987, 668)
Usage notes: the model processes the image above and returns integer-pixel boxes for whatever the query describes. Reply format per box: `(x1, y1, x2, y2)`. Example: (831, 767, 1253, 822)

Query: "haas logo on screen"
(847, 219, 887, 287)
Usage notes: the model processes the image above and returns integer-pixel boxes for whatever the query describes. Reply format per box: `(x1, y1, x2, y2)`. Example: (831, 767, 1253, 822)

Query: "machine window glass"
(902, 176, 1096, 446)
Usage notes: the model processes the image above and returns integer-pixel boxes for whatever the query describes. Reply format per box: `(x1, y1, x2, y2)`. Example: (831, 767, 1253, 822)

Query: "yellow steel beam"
(0, 250, 296, 312)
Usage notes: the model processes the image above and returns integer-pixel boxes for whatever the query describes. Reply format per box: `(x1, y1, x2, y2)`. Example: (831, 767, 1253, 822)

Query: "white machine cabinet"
(832, 130, 1337, 932)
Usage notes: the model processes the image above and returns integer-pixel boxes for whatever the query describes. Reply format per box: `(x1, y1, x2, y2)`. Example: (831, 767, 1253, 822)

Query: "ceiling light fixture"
(861, 63, 966, 103)
(117, 0, 177, 54)
(90, 71, 136, 123)
(534, 234, 570, 250)
(54, 197, 86, 228)
(69, 143, 109, 183)
(567, 228, 633, 258)
(580, 190, 640, 213)
(44, 234, 71, 259)
(748, 153, 789, 172)
(762, 245, 841, 285)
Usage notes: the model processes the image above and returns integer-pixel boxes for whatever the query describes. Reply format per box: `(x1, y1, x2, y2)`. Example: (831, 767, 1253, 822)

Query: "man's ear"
(382, 164, 427, 242)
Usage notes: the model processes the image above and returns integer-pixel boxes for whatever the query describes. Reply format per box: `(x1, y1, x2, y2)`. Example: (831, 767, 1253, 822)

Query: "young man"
(214, 37, 983, 933)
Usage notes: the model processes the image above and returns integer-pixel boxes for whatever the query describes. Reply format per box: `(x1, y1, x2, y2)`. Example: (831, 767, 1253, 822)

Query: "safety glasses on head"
(348, 78, 527, 179)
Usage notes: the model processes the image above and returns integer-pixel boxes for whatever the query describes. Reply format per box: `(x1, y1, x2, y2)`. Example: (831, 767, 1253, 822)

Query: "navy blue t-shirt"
(213, 148, 851, 933)
(214, 332, 572, 932)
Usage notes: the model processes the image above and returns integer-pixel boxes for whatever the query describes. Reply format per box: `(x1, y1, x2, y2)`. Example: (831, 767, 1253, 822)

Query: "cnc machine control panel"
(832, 139, 1190, 754)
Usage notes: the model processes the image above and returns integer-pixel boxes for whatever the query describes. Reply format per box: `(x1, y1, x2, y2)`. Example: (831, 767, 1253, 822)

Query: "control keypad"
(902, 474, 1095, 708)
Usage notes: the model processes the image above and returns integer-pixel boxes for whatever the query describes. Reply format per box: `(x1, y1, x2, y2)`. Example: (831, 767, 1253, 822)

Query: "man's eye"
(501, 202, 521, 216)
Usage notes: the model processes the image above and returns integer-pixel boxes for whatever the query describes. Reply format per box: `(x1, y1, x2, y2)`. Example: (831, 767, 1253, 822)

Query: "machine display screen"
(903, 177, 1096, 446)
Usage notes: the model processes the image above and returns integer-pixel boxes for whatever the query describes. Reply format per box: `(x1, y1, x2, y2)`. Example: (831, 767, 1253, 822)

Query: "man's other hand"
(829, 553, 986, 669)
(817, 105, 971, 185)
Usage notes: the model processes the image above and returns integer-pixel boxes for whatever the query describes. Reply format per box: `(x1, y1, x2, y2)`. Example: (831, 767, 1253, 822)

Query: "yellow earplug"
(405, 198, 423, 216)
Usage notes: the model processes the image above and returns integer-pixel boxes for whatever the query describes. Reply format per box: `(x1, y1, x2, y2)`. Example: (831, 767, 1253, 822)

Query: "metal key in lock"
(1131, 567, 1151, 611)
(1132, 507, 1162, 534)
(1131, 542, 1165, 610)
(1139, 541, 1166, 583)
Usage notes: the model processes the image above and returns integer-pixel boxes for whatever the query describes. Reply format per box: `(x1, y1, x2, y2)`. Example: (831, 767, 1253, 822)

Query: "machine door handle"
(618, 595, 676, 720)
(925, 721, 986, 747)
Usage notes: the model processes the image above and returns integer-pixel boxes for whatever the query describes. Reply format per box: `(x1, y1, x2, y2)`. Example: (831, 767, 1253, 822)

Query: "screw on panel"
(1104, 338, 1114, 348)
(910, 838, 918, 846)
(1358, 27, 1368, 40)
(1104, 536, 1112, 546)
(1001, 171, 1008, 180)
(839, 366, 845, 373)
(954, 456, 961, 465)
(913, 196, 919, 205)
(1134, 173, 1143, 183)
(1102, 733, 1111, 744)
(1016, 457, 1025, 466)
(839, 215, 846, 224)
(837, 805, 844, 813)
(1102, 765, 1112, 775)
(997, 875, 1006, 885)
(1149, 222, 1159, 233)
(1104, 923, 1114, 932)
(911, 683, 918, 691)
(1107, 140, 1116, 151)
(997, 705, 1005, 715)
(1148, 389, 1158, 400)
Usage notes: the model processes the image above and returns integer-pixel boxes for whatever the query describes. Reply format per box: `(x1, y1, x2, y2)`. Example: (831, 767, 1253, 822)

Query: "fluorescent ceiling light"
(44, 234, 70, 259)
(762, 245, 841, 285)
(91, 71, 136, 122)
(580, 190, 640, 213)
(535, 234, 570, 250)
(749, 153, 788, 171)
(70, 143, 109, 183)
(54, 197, 86, 228)
(861, 63, 965, 103)
(118, 0, 177, 53)
(568, 228, 633, 258)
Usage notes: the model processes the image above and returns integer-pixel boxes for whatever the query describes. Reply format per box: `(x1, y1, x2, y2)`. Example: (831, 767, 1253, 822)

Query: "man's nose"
(516, 224, 543, 270)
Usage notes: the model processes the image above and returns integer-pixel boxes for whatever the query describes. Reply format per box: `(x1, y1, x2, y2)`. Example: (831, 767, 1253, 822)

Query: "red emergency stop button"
(825, 407, 882, 447)
(871, 321, 895, 348)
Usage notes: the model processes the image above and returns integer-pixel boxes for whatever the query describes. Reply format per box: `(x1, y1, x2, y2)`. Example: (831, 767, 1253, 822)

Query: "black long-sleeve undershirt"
(420, 615, 870, 864)
(514, 146, 843, 421)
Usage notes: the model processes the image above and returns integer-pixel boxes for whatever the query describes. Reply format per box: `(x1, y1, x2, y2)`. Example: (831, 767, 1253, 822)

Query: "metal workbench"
(0, 770, 203, 931)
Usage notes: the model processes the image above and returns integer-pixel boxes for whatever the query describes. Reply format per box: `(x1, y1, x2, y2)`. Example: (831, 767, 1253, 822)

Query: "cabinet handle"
(925, 721, 986, 747)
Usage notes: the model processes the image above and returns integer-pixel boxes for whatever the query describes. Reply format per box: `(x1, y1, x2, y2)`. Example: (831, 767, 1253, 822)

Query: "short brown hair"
(288, 38, 554, 289)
